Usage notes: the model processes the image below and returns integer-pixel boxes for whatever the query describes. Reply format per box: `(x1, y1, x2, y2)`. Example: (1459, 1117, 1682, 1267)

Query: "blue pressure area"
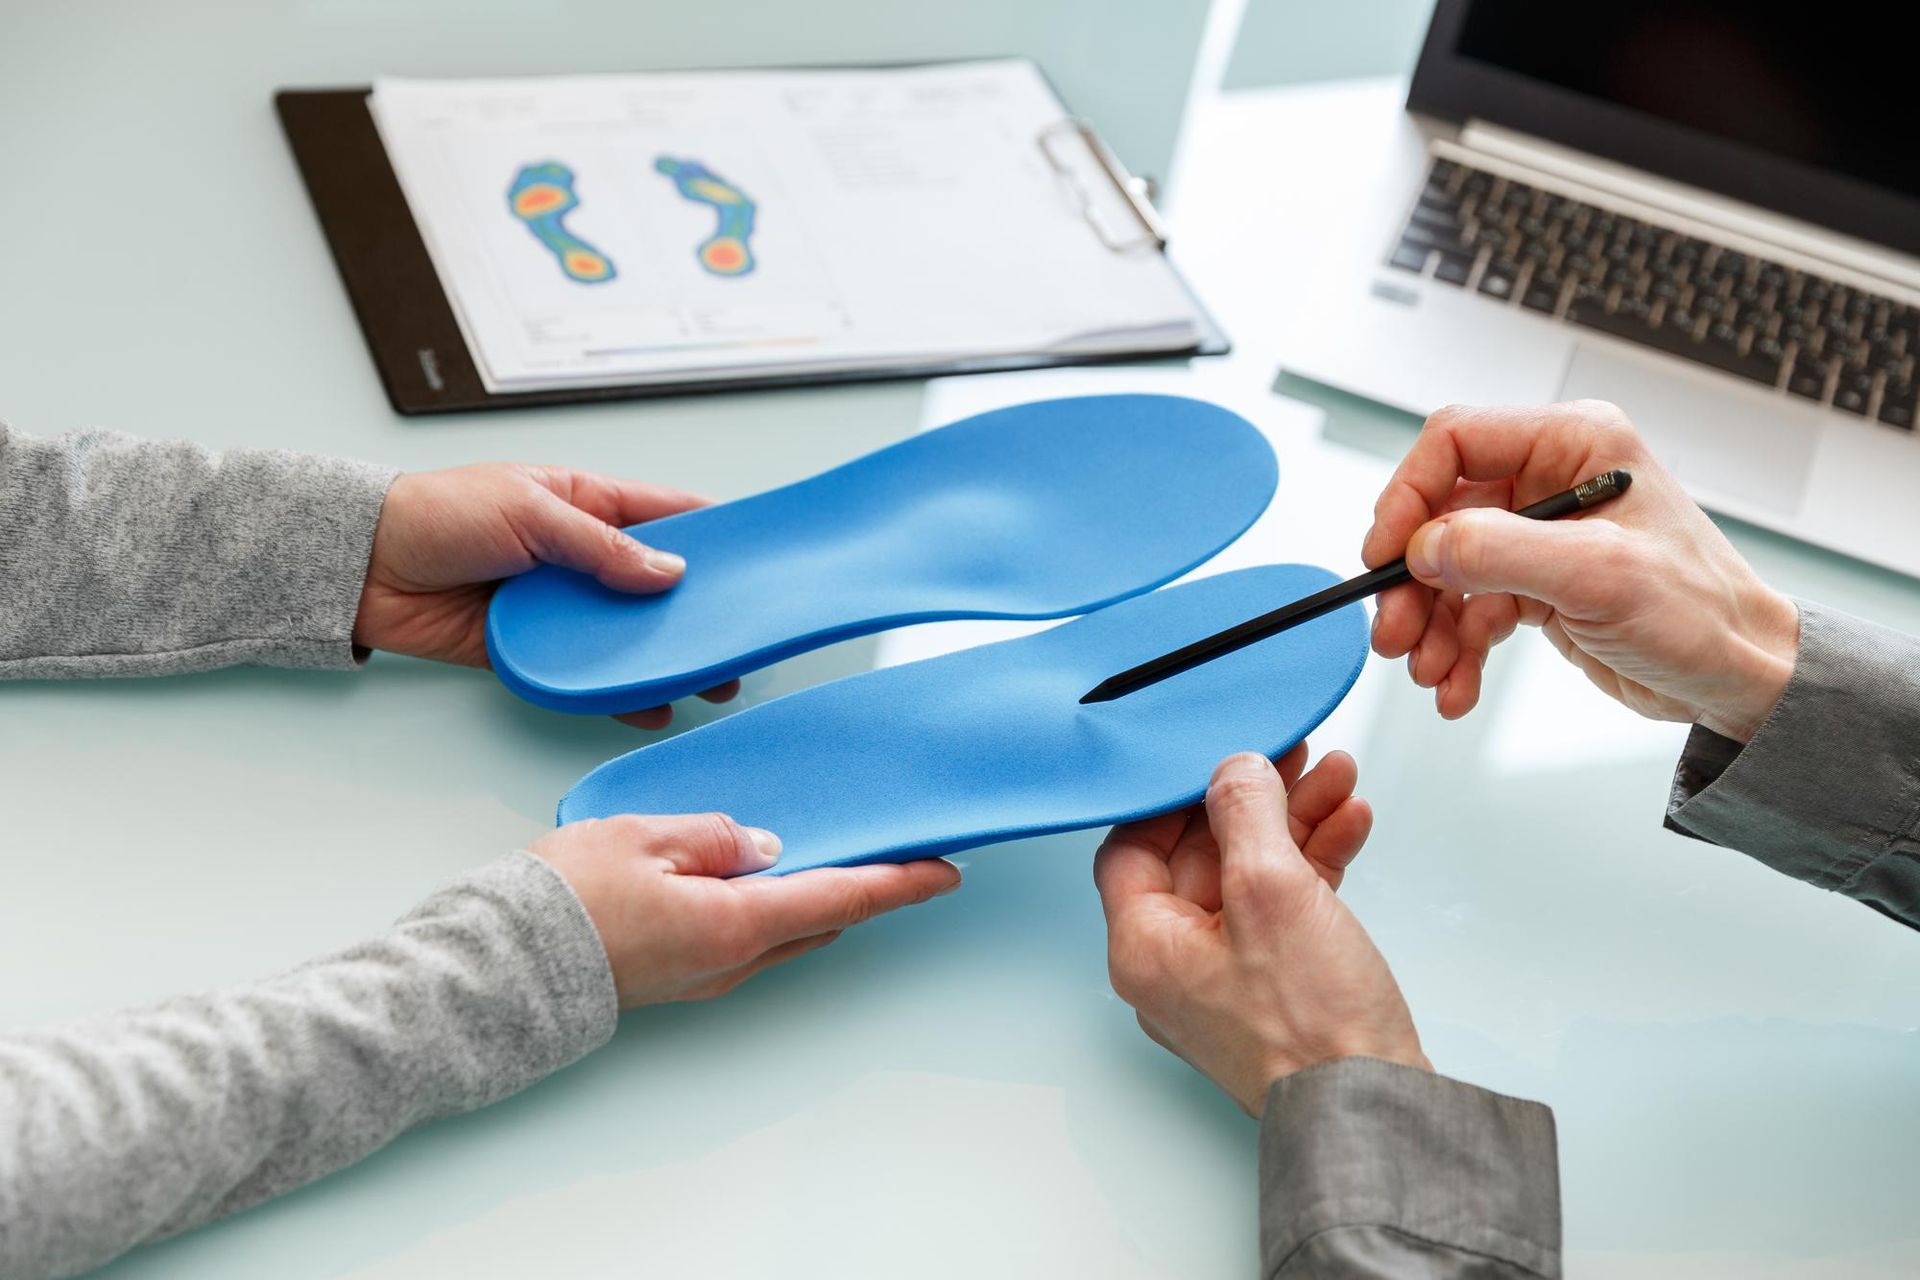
(558, 564, 1369, 875)
(486, 394, 1279, 714)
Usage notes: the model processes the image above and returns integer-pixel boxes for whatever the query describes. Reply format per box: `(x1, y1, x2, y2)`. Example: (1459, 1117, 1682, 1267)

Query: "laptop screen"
(1456, 2, 1913, 202)
(1409, 1, 1920, 257)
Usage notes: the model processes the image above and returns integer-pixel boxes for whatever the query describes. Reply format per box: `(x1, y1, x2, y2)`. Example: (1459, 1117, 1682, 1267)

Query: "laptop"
(1276, 0, 1920, 575)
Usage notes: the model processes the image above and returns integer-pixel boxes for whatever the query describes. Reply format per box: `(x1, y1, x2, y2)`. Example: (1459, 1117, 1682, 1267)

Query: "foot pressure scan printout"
(370, 61, 1212, 394)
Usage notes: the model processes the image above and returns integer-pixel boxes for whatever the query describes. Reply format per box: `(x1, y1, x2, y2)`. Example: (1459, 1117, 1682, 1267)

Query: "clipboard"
(275, 64, 1229, 416)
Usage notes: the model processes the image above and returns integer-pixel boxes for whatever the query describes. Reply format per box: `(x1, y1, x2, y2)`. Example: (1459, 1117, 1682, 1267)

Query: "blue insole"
(559, 565, 1368, 875)
(486, 395, 1277, 714)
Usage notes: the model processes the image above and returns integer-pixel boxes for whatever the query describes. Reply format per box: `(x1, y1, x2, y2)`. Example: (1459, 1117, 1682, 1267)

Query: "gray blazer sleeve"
(0, 851, 619, 1280)
(1665, 601, 1920, 929)
(1259, 1058, 1560, 1278)
(0, 422, 395, 678)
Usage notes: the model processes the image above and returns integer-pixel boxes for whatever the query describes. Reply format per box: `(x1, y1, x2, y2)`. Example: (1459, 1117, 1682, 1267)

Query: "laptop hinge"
(1448, 120, 1920, 301)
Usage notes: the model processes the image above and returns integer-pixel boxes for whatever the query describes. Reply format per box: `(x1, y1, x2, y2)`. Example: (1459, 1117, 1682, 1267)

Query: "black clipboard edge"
(275, 70, 1230, 417)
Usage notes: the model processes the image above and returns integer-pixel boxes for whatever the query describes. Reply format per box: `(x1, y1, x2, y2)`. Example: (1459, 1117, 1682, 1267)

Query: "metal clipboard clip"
(1038, 118, 1168, 254)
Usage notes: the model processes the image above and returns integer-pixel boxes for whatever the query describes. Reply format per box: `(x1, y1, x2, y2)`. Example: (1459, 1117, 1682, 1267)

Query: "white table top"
(5, 3, 1920, 1274)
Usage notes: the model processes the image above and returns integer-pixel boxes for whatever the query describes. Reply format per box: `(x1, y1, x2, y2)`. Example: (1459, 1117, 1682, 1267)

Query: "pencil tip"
(1079, 684, 1114, 704)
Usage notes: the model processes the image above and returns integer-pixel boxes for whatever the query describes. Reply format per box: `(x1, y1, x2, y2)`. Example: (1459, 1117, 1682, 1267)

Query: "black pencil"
(1078, 469, 1634, 704)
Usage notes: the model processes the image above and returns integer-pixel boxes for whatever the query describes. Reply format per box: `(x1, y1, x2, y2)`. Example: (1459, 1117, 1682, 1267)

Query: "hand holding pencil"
(1364, 399, 1800, 741)
(1081, 469, 1632, 703)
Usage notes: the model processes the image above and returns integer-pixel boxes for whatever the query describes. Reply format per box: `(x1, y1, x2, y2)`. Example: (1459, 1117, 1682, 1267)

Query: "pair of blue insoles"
(487, 394, 1369, 874)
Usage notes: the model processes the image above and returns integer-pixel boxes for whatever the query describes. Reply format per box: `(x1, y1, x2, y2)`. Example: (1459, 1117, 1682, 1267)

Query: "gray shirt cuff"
(0, 425, 396, 678)
(1259, 1057, 1560, 1279)
(1666, 601, 1920, 928)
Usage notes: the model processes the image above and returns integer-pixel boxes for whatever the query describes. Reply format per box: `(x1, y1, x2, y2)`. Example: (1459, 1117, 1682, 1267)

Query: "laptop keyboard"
(1391, 158, 1918, 432)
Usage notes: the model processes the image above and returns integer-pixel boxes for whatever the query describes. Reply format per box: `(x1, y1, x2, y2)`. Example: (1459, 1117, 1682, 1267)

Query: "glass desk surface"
(4, 4, 1920, 1276)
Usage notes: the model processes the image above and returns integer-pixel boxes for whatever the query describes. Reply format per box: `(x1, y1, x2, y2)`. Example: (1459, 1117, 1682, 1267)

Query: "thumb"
(1207, 753, 1315, 922)
(652, 813, 783, 877)
(520, 494, 687, 593)
(1406, 507, 1631, 615)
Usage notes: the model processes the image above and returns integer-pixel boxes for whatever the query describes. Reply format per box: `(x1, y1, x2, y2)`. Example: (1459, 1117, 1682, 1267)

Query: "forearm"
(0, 423, 394, 677)
(0, 852, 617, 1280)
(1667, 601, 1920, 929)
(1259, 1057, 1560, 1279)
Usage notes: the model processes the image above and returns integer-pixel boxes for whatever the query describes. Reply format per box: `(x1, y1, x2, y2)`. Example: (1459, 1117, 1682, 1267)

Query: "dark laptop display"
(1410, 0, 1920, 257)
(1457, 3, 1914, 205)
(1391, 0, 1916, 431)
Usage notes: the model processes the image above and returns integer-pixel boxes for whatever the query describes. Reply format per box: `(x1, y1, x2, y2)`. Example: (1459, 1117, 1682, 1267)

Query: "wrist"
(351, 475, 411, 653)
(350, 581, 400, 655)
(1257, 1039, 1432, 1101)
(1324, 1044, 1433, 1076)
(1699, 587, 1799, 742)
(1252, 1048, 1433, 1118)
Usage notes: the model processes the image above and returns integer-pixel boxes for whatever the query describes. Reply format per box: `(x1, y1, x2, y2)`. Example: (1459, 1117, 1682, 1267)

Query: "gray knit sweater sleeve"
(0, 423, 620, 1277)
(0, 422, 395, 677)
(0, 852, 619, 1280)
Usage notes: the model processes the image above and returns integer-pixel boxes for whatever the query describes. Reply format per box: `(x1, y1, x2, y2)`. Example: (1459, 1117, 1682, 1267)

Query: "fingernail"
(1213, 752, 1270, 787)
(1407, 524, 1444, 582)
(933, 877, 962, 897)
(745, 827, 782, 863)
(646, 549, 686, 575)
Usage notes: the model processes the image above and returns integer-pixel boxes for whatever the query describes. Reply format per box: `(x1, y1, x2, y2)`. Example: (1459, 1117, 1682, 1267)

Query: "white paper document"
(369, 61, 1211, 393)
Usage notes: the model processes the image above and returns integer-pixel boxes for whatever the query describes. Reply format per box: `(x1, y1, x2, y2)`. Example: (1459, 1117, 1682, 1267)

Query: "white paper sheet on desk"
(369, 62, 1204, 393)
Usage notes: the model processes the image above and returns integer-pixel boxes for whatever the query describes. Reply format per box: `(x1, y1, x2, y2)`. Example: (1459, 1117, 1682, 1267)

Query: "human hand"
(1095, 747, 1425, 1117)
(531, 814, 961, 1007)
(1364, 400, 1799, 741)
(354, 463, 739, 728)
